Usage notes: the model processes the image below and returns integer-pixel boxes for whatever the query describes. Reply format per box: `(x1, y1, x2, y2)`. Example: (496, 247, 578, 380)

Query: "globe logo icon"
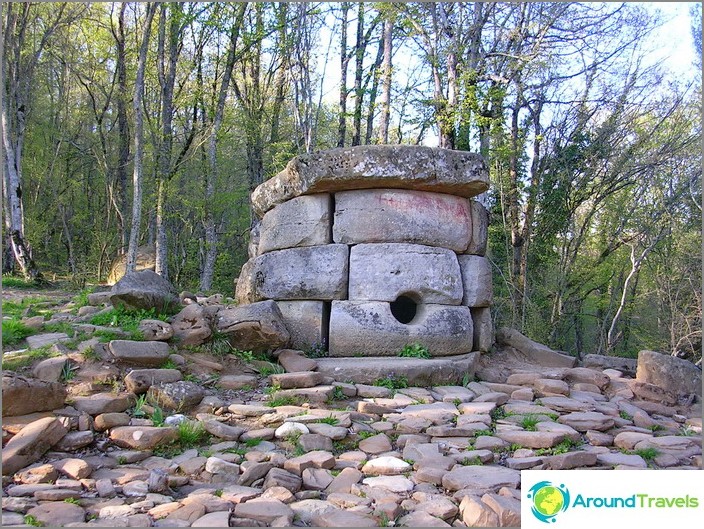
(527, 481, 570, 523)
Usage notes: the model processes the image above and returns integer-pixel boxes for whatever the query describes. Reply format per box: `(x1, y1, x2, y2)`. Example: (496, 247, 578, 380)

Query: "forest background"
(2, 2, 701, 364)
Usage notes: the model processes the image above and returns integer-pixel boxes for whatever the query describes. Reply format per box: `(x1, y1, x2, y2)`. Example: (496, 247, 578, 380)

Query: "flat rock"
(2, 374, 66, 417)
(361, 456, 411, 475)
(442, 465, 520, 493)
(138, 319, 174, 341)
(311, 507, 378, 527)
(270, 371, 323, 389)
(26, 501, 85, 526)
(217, 300, 291, 353)
(31, 356, 68, 382)
(558, 411, 615, 432)
(547, 451, 598, 470)
(202, 420, 245, 441)
(362, 475, 415, 493)
(147, 381, 204, 411)
(251, 145, 488, 217)
(234, 499, 294, 524)
(170, 304, 212, 346)
(2, 417, 68, 475)
(124, 369, 182, 394)
(71, 392, 135, 415)
(218, 374, 258, 390)
(26, 332, 70, 349)
(459, 495, 500, 527)
(108, 340, 171, 367)
(495, 328, 577, 367)
(597, 452, 647, 468)
(109, 426, 178, 450)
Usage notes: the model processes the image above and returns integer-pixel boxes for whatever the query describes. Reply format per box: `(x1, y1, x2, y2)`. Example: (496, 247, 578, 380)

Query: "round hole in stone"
(390, 294, 419, 324)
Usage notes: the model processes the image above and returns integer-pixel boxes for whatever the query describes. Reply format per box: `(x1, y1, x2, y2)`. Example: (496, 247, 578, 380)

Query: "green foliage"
(3, 275, 41, 289)
(329, 386, 347, 402)
(398, 343, 430, 359)
(93, 329, 122, 343)
(472, 429, 494, 438)
(266, 393, 301, 407)
(460, 456, 483, 466)
(150, 406, 165, 427)
(24, 514, 43, 527)
(60, 362, 78, 382)
(71, 287, 94, 310)
(520, 414, 540, 431)
(177, 420, 208, 447)
(634, 447, 660, 462)
(2, 345, 56, 370)
(316, 415, 339, 426)
(255, 361, 285, 376)
(89, 307, 168, 334)
(131, 395, 149, 418)
(231, 349, 255, 363)
(534, 438, 580, 456)
(244, 437, 263, 448)
(1, 319, 36, 347)
(2, 296, 51, 318)
(160, 359, 180, 370)
(619, 410, 633, 421)
(305, 342, 329, 358)
(373, 374, 408, 390)
(43, 321, 75, 335)
(357, 430, 376, 440)
(63, 497, 80, 505)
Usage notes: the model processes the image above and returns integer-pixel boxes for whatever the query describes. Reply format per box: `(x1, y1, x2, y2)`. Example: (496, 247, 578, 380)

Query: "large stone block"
(276, 301, 327, 350)
(466, 200, 489, 255)
(252, 145, 489, 217)
(217, 300, 290, 353)
(458, 255, 493, 307)
(471, 307, 494, 352)
(328, 301, 473, 357)
(235, 245, 349, 304)
(2, 417, 68, 475)
(258, 194, 331, 255)
(332, 189, 471, 252)
(2, 374, 67, 417)
(636, 350, 701, 397)
(348, 243, 462, 305)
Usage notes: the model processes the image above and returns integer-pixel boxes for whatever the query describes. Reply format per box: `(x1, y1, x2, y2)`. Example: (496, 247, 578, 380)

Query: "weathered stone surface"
(110, 269, 180, 312)
(547, 451, 598, 470)
(317, 353, 476, 386)
(263, 468, 303, 493)
(362, 475, 415, 493)
(147, 381, 204, 412)
(471, 307, 493, 352)
(218, 375, 258, 390)
(533, 378, 570, 396)
(202, 420, 245, 441)
(109, 426, 179, 450)
(283, 451, 336, 475)
(277, 349, 318, 373)
(495, 327, 577, 367)
(482, 493, 520, 527)
(2, 374, 66, 417)
(633, 436, 702, 459)
(597, 452, 647, 468)
(108, 340, 171, 367)
(26, 332, 70, 349)
(138, 319, 174, 341)
(53, 458, 92, 479)
(251, 146, 489, 217)
(466, 200, 489, 256)
(15, 463, 58, 484)
(191, 511, 232, 527)
(54, 430, 94, 451)
(71, 392, 135, 415)
(348, 243, 462, 304)
(93, 412, 131, 431)
(258, 194, 331, 255)
(583, 354, 637, 377)
(106, 244, 156, 285)
(170, 304, 212, 346)
(311, 507, 378, 528)
(329, 301, 473, 357)
(627, 380, 677, 405)
(270, 371, 323, 389)
(563, 367, 611, 389)
(32, 356, 68, 382)
(442, 465, 520, 493)
(495, 430, 566, 449)
(460, 495, 500, 527)
(361, 456, 411, 475)
(636, 349, 702, 397)
(276, 302, 326, 351)
(457, 255, 492, 307)
(332, 189, 473, 252)
(124, 369, 183, 394)
(2, 417, 68, 475)
(558, 412, 615, 432)
(235, 499, 294, 524)
(217, 300, 290, 353)
(235, 245, 349, 304)
(26, 502, 86, 526)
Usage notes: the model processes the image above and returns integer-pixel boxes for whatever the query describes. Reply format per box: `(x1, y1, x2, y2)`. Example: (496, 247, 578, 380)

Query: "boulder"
(636, 349, 702, 397)
(235, 245, 349, 304)
(332, 189, 473, 252)
(25, 502, 86, 526)
(348, 243, 463, 305)
(2, 417, 68, 475)
(495, 328, 577, 367)
(108, 340, 171, 367)
(106, 244, 156, 285)
(110, 269, 179, 313)
(147, 381, 205, 412)
(276, 301, 326, 351)
(258, 194, 331, 255)
(465, 200, 489, 256)
(109, 426, 179, 450)
(138, 319, 174, 341)
(217, 300, 290, 353)
(124, 368, 183, 394)
(251, 145, 489, 217)
(170, 304, 213, 346)
(2, 374, 66, 417)
(31, 356, 68, 383)
(328, 300, 472, 356)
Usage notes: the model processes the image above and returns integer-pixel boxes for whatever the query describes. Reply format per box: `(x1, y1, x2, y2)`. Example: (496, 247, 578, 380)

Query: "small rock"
(53, 458, 92, 479)
(138, 319, 175, 341)
(202, 420, 245, 441)
(108, 340, 171, 367)
(2, 417, 68, 476)
(361, 456, 411, 476)
(54, 430, 94, 451)
(277, 350, 318, 373)
(147, 381, 204, 412)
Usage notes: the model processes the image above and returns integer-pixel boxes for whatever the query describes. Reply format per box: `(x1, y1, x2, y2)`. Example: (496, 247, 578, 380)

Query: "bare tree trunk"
(352, 2, 366, 146)
(338, 2, 350, 147)
(126, 3, 157, 273)
(112, 3, 130, 254)
(365, 40, 384, 144)
(378, 14, 393, 144)
(200, 3, 247, 292)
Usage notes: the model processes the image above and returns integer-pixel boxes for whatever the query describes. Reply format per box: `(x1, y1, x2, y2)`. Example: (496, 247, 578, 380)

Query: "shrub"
(2, 319, 35, 347)
(398, 343, 430, 359)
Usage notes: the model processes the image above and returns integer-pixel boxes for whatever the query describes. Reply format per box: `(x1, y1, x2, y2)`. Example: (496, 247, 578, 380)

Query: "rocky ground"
(2, 286, 702, 528)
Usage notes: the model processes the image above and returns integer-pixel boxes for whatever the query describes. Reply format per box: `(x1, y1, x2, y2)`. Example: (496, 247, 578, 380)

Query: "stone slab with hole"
(328, 300, 473, 357)
(348, 243, 463, 305)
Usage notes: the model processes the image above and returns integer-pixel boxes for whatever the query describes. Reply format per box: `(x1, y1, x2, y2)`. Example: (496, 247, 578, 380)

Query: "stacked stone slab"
(236, 145, 492, 356)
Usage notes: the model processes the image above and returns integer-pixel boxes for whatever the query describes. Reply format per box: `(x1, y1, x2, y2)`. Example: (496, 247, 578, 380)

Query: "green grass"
(60, 362, 78, 382)
(649, 424, 664, 432)
(244, 438, 263, 448)
(328, 386, 347, 402)
(2, 296, 53, 319)
(150, 406, 165, 427)
(160, 359, 180, 370)
(2, 345, 56, 370)
(460, 456, 483, 466)
(357, 430, 376, 440)
(71, 288, 94, 311)
(619, 410, 633, 421)
(131, 394, 149, 417)
(316, 415, 339, 426)
(2, 275, 39, 289)
(472, 429, 494, 438)
(266, 393, 302, 407)
(23, 514, 42, 527)
(635, 447, 660, 461)
(373, 374, 408, 390)
(89, 307, 168, 333)
(63, 497, 80, 505)
(93, 329, 123, 342)
(398, 343, 430, 359)
(520, 414, 540, 431)
(255, 361, 285, 376)
(534, 438, 580, 456)
(2, 319, 36, 346)
(177, 420, 208, 447)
